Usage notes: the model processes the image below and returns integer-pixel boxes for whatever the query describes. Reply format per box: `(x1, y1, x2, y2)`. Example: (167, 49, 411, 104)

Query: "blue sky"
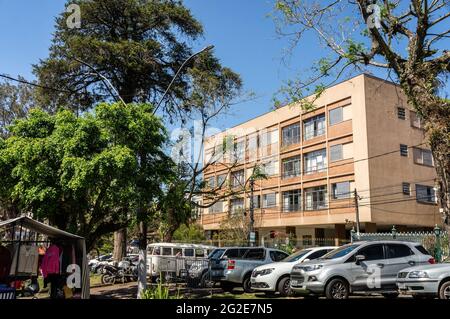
(0, 1, 447, 131)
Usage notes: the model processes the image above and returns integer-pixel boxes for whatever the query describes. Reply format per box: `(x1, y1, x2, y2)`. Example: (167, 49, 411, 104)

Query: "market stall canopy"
(0, 216, 83, 239)
(0, 215, 90, 299)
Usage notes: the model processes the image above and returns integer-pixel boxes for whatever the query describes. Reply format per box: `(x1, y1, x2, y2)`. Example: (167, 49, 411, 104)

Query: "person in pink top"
(41, 244, 60, 278)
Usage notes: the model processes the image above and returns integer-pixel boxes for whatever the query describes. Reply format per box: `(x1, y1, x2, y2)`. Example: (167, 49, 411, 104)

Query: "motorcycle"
(101, 258, 138, 285)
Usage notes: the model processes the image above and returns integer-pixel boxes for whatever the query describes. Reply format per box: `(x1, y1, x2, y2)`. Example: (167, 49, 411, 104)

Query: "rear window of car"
(225, 248, 248, 259)
(270, 250, 289, 261)
(243, 248, 265, 260)
(415, 245, 430, 255)
(209, 249, 225, 259)
(385, 244, 413, 258)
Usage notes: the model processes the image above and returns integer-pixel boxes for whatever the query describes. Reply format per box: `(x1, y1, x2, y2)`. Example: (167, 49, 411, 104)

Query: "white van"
(147, 243, 216, 281)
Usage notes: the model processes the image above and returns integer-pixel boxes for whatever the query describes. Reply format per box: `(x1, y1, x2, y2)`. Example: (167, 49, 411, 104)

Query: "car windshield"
(209, 249, 225, 259)
(321, 244, 360, 259)
(282, 249, 312, 262)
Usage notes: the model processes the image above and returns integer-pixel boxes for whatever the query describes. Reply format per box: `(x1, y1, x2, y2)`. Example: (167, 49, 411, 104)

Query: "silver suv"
(290, 241, 435, 299)
(211, 247, 289, 293)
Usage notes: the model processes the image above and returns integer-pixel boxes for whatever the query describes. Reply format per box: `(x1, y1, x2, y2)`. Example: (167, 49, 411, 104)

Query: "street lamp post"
(137, 45, 215, 299)
(152, 45, 215, 115)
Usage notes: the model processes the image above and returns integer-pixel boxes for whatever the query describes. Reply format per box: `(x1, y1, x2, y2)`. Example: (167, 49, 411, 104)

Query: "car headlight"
(301, 264, 323, 272)
(408, 271, 429, 279)
(258, 268, 275, 276)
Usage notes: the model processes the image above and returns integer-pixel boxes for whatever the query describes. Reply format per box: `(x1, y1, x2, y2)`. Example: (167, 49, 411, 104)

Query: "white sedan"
(251, 246, 337, 296)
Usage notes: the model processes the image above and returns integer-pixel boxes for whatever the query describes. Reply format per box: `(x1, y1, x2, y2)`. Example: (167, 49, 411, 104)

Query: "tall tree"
(34, 0, 241, 260)
(0, 78, 35, 138)
(272, 0, 450, 232)
(0, 78, 36, 220)
(0, 102, 169, 251)
(33, 0, 204, 117)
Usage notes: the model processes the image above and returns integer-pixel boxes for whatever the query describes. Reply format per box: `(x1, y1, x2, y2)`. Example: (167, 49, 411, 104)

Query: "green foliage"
(0, 79, 35, 138)
(141, 276, 182, 299)
(173, 224, 206, 242)
(343, 40, 367, 64)
(0, 102, 170, 249)
(33, 0, 204, 114)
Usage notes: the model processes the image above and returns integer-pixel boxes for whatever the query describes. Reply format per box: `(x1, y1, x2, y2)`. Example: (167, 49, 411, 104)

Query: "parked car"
(188, 248, 227, 288)
(210, 247, 289, 293)
(251, 246, 337, 296)
(290, 241, 435, 299)
(146, 243, 215, 282)
(397, 256, 450, 299)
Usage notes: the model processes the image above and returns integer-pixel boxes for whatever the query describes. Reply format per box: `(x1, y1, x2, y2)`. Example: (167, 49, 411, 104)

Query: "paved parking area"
(90, 282, 414, 299)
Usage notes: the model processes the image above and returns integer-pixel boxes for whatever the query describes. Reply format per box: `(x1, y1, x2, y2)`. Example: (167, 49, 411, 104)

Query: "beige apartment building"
(200, 74, 439, 243)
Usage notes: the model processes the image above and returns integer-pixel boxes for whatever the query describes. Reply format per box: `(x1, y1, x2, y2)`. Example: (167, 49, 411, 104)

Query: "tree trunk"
(113, 228, 127, 262)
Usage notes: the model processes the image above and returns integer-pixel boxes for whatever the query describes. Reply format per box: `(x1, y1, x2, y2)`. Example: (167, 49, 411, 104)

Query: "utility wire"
(0, 73, 74, 94)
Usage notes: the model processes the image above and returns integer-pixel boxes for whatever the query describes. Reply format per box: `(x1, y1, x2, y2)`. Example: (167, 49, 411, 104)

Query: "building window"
(260, 129, 279, 156)
(304, 114, 325, 140)
(263, 193, 277, 208)
(247, 135, 259, 161)
(262, 159, 278, 176)
(332, 182, 351, 199)
(304, 149, 327, 174)
(210, 201, 224, 214)
(231, 170, 245, 188)
(330, 144, 343, 162)
(410, 111, 423, 129)
(217, 174, 227, 188)
(208, 143, 225, 164)
(282, 190, 301, 212)
(415, 185, 436, 204)
(400, 144, 408, 157)
(250, 195, 261, 209)
(329, 107, 343, 125)
(207, 176, 215, 188)
(230, 198, 244, 214)
(233, 141, 245, 162)
(413, 148, 434, 166)
(304, 186, 328, 210)
(397, 107, 406, 120)
(402, 183, 411, 196)
(282, 156, 301, 178)
(282, 123, 301, 146)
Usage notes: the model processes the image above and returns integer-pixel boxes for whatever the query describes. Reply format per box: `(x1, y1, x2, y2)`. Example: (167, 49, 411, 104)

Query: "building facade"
(200, 74, 439, 243)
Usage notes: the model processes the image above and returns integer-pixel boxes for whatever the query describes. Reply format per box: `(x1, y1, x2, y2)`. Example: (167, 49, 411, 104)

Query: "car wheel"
(200, 272, 214, 288)
(220, 282, 234, 293)
(277, 277, 292, 297)
(325, 278, 349, 299)
(439, 281, 450, 299)
(243, 275, 254, 293)
(382, 292, 399, 299)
